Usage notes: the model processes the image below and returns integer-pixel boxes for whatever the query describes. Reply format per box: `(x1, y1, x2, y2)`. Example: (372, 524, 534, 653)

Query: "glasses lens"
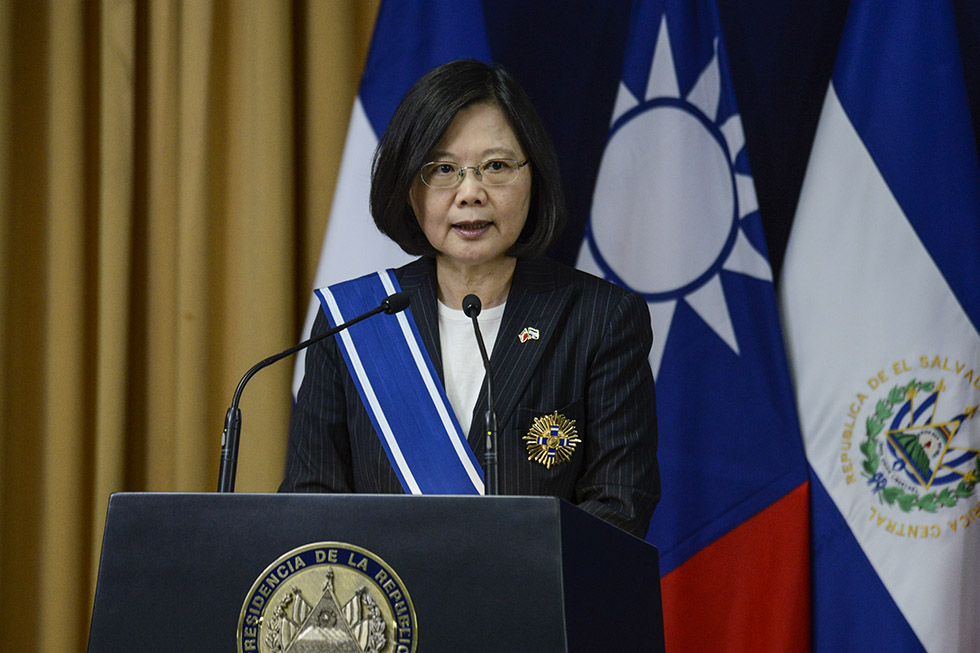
(420, 159, 524, 188)
(421, 162, 460, 188)
(479, 159, 520, 185)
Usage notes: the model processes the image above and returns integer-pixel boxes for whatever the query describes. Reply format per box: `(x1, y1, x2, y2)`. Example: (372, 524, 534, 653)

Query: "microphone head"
(462, 294, 482, 318)
(381, 292, 411, 314)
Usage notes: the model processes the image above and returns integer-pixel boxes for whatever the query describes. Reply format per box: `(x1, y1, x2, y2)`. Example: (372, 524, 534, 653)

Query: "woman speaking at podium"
(281, 60, 659, 537)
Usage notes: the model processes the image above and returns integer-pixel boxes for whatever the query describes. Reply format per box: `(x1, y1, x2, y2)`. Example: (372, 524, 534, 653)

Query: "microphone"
(462, 293, 498, 495)
(217, 291, 411, 492)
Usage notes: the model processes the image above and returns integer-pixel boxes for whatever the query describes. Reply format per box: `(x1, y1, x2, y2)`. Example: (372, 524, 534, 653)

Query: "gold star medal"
(524, 412, 580, 469)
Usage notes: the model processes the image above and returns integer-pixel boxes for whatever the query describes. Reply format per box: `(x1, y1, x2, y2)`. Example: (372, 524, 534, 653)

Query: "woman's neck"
(436, 256, 517, 310)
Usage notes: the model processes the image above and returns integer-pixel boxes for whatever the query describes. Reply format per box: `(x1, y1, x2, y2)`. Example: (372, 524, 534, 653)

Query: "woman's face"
(408, 103, 531, 271)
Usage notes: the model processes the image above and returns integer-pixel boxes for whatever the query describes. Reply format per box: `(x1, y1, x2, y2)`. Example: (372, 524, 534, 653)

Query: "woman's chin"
(437, 247, 513, 271)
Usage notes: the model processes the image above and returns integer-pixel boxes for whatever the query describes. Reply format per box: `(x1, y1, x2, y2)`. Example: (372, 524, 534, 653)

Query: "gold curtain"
(0, 0, 380, 648)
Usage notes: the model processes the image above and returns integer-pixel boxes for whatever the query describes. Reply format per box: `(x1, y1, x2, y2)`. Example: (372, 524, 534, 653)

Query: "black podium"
(88, 493, 664, 652)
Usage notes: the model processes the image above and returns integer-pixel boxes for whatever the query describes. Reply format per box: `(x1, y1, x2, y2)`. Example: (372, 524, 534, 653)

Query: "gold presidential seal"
(238, 542, 417, 653)
(524, 411, 581, 469)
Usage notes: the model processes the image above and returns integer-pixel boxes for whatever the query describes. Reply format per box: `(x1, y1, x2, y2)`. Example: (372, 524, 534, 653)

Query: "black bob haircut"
(370, 59, 566, 258)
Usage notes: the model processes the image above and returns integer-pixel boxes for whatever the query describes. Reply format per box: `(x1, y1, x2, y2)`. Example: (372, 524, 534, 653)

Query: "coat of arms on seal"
(524, 411, 581, 469)
(238, 542, 417, 653)
(859, 378, 979, 513)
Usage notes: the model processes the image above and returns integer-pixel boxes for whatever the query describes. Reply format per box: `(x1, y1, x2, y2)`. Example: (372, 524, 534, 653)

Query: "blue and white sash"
(316, 269, 484, 495)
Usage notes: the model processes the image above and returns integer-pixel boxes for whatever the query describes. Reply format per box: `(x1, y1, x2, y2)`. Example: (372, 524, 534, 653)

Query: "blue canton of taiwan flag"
(779, 1, 980, 651)
(293, 0, 491, 395)
(576, 0, 811, 649)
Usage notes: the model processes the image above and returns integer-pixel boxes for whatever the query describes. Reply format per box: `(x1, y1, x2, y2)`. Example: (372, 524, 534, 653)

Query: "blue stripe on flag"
(810, 470, 924, 652)
(359, 0, 492, 136)
(832, 1, 980, 331)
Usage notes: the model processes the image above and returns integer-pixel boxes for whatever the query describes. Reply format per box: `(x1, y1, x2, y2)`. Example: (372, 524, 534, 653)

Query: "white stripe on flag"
(293, 98, 413, 396)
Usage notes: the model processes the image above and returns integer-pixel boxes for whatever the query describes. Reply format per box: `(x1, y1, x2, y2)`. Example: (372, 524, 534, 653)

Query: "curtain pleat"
(0, 1, 379, 648)
(40, 3, 95, 650)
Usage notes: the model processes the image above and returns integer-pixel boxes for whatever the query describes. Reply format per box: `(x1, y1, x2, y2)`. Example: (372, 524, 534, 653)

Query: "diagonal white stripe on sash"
(321, 287, 423, 495)
(376, 271, 485, 492)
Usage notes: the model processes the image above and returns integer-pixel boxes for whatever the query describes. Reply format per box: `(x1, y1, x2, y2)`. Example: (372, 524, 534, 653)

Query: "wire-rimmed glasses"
(419, 158, 529, 188)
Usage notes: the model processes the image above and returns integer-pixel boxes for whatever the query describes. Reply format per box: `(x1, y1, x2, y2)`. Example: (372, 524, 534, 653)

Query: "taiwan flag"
(577, 0, 811, 649)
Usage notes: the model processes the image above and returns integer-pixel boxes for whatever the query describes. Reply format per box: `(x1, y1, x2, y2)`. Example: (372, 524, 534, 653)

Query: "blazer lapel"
(467, 258, 572, 452)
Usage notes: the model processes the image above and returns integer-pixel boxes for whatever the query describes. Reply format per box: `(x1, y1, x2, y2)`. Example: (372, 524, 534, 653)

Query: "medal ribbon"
(316, 269, 485, 495)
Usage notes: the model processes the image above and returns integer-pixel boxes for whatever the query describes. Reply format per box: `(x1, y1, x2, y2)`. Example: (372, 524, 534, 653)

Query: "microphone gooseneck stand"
(462, 293, 498, 495)
(217, 292, 410, 492)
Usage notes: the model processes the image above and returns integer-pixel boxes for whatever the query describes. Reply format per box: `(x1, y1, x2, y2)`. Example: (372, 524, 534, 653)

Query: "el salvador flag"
(779, 1, 980, 651)
(293, 0, 491, 395)
(577, 0, 810, 649)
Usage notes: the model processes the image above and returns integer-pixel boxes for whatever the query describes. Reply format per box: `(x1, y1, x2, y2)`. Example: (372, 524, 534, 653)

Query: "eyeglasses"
(419, 158, 529, 188)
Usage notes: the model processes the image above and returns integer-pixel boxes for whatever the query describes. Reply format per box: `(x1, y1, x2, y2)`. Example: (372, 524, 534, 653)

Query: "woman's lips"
(452, 221, 492, 238)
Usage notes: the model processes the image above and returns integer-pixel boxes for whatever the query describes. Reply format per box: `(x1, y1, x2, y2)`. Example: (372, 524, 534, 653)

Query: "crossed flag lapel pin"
(518, 327, 539, 343)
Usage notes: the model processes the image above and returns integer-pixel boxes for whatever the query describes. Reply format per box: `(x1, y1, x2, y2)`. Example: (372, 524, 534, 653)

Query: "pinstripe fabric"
(281, 256, 660, 536)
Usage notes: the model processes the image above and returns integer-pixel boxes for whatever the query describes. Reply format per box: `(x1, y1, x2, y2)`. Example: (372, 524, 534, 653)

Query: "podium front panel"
(89, 493, 661, 652)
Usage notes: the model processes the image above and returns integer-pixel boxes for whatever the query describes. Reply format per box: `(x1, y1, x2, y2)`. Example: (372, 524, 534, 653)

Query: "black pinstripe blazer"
(280, 256, 660, 536)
